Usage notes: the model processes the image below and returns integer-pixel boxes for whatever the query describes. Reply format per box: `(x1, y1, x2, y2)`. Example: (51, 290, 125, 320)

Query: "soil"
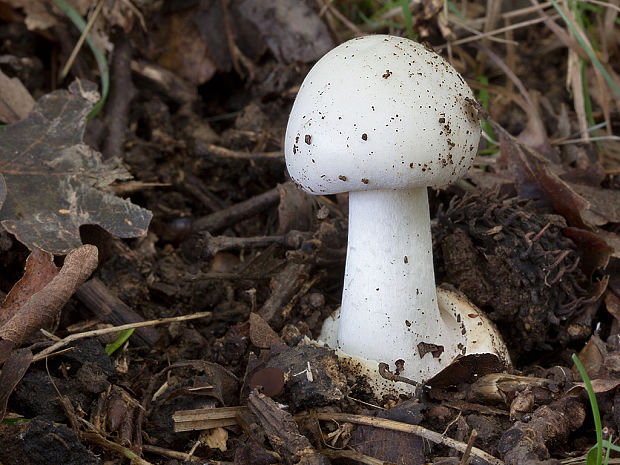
(0, 2, 619, 465)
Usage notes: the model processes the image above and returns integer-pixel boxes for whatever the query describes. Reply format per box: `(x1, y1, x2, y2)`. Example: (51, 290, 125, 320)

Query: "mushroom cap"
(285, 35, 481, 195)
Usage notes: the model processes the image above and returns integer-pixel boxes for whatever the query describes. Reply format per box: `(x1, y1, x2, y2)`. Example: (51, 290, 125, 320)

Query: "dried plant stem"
(440, 14, 561, 48)
(32, 311, 212, 362)
(60, 0, 105, 79)
(309, 412, 505, 465)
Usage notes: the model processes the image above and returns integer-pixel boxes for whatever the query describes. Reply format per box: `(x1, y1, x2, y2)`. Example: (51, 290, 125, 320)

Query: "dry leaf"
(277, 182, 314, 235)
(153, 9, 216, 85)
(0, 80, 152, 254)
(0, 348, 32, 421)
(492, 121, 614, 230)
(249, 312, 286, 349)
(238, 0, 334, 63)
(201, 427, 228, 452)
(0, 248, 58, 327)
(0, 69, 34, 123)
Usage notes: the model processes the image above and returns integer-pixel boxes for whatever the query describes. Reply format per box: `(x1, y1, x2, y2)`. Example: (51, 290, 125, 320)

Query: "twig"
(32, 311, 212, 362)
(142, 444, 230, 464)
(319, 448, 385, 465)
(460, 429, 478, 465)
(76, 278, 161, 347)
(308, 412, 505, 465)
(258, 261, 313, 328)
(199, 232, 287, 257)
(81, 430, 153, 465)
(318, 0, 362, 35)
(193, 185, 282, 233)
(179, 171, 226, 213)
(103, 33, 135, 159)
(438, 14, 561, 49)
(60, 0, 104, 79)
(197, 143, 283, 160)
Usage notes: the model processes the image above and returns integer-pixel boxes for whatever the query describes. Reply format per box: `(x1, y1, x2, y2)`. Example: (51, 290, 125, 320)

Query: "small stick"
(141, 444, 228, 464)
(199, 230, 310, 257)
(319, 448, 385, 465)
(32, 311, 211, 362)
(60, 0, 105, 79)
(200, 232, 286, 257)
(180, 171, 226, 213)
(438, 14, 561, 49)
(103, 33, 135, 159)
(76, 278, 160, 347)
(193, 185, 282, 233)
(197, 143, 282, 160)
(308, 412, 505, 465)
(460, 429, 478, 465)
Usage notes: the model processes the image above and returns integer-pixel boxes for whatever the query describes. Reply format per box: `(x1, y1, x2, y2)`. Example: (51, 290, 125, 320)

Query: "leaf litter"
(0, 80, 152, 254)
(0, 1, 619, 465)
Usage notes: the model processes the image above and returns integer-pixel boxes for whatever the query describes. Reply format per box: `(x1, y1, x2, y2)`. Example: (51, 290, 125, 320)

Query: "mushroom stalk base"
(339, 188, 458, 386)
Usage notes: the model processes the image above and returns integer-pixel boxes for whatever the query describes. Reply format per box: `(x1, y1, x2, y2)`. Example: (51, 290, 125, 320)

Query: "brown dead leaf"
(563, 227, 613, 278)
(349, 407, 426, 465)
(0, 244, 98, 363)
(572, 335, 607, 380)
(605, 290, 620, 322)
(238, 0, 334, 63)
(201, 427, 228, 452)
(492, 120, 603, 230)
(568, 182, 620, 226)
(3, 0, 59, 30)
(153, 9, 216, 85)
(277, 183, 314, 234)
(0, 69, 34, 123)
(0, 80, 152, 254)
(166, 360, 240, 407)
(582, 378, 620, 394)
(0, 348, 32, 421)
(249, 312, 285, 349)
(0, 248, 59, 327)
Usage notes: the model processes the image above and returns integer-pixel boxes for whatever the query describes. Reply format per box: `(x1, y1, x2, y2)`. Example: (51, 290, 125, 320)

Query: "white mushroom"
(285, 35, 509, 395)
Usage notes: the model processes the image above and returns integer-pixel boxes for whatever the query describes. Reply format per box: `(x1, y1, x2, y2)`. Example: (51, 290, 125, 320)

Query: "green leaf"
(573, 353, 603, 465)
(105, 328, 135, 356)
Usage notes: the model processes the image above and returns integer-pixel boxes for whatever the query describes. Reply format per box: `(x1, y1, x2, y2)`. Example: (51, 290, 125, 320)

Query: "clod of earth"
(434, 192, 594, 357)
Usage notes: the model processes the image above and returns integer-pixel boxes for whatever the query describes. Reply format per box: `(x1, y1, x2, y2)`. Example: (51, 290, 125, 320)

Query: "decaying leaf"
(0, 248, 59, 327)
(0, 69, 35, 123)
(201, 427, 228, 452)
(491, 120, 620, 259)
(0, 80, 152, 254)
(248, 312, 286, 349)
(0, 348, 32, 421)
(3, 0, 62, 30)
(277, 182, 314, 235)
(153, 8, 217, 85)
(0, 244, 98, 363)
(238, 0, 334, 63)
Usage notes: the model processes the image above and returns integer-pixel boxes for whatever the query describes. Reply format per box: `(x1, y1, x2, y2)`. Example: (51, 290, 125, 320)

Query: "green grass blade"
(573, 353, 603, 465)
(400, 0, 415, 38)
(105, 328, 135, 356)
(477, 75, 495, 141)
(604, 435, 613, 465)
(53, 0, 109, 119)
(447, 0, 465, 20)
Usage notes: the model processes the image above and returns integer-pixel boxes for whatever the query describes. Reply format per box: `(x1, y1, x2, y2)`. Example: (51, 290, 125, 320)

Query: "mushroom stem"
(339, 187, 455, 381)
